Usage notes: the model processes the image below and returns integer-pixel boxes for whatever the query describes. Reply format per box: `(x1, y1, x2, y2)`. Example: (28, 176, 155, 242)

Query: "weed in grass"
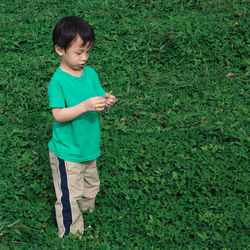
(0, 0, 249, 248)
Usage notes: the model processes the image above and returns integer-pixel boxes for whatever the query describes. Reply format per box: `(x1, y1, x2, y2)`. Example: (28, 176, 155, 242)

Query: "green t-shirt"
(48, 66, 106, 162)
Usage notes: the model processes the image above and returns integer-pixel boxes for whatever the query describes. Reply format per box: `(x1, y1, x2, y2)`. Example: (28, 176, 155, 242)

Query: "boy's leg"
(49, 150, 84, 237)
(78, 159, 100, 213)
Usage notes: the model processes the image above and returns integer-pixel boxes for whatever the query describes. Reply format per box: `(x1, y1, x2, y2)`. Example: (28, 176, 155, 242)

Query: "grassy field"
(0, 0, 249, 249)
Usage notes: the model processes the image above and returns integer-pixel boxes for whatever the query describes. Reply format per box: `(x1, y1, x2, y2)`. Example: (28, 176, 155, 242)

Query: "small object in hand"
(96, 105, 98, 108)
(110, 90, 112, 94)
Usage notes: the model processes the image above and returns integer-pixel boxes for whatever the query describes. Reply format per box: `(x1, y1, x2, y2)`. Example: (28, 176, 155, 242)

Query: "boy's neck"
(59, 63, 84, 77)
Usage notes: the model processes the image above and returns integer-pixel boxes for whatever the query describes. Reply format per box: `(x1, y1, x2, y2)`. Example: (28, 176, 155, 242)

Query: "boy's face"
(55, 36, 92, 73)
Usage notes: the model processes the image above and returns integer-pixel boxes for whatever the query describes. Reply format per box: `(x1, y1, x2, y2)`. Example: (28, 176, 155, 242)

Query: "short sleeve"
(48, 79, 66, 108)
(93, 70, 106, 97)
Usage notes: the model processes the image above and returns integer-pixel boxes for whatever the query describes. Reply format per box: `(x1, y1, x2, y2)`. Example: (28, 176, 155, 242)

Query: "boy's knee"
(84, 189, 99, 199)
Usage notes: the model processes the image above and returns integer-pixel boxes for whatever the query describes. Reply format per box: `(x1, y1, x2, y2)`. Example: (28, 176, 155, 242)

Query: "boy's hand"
(104, 93, 116, 108)
(83, 97, 106, 112)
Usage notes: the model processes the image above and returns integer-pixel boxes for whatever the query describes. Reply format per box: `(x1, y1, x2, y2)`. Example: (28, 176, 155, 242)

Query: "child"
(48, 16, 116, 238)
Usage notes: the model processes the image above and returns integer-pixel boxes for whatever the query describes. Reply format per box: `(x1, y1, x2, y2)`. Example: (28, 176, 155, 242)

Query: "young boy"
(48, 16, 116, 238)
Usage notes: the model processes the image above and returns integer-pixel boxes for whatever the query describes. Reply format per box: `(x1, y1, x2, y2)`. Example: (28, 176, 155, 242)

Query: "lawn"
(0, 0, 249, 249)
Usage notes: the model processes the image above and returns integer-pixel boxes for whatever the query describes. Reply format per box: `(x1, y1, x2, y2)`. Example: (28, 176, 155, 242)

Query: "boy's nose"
(81, 53, 88, 61)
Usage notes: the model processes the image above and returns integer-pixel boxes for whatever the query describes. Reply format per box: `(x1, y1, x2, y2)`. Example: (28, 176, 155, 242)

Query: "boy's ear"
(55, 45, 64, 56)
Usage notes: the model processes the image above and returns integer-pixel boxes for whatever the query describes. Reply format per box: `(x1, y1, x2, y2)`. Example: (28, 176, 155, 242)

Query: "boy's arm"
(52, 96, 106, 123)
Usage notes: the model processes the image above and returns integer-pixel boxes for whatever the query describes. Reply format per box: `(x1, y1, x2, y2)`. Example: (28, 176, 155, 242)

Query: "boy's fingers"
(95, 106, 105, 111)
(110, 96, 116, 101)
(96, 104, 105, 109)
(96, 98, 106, 105)
(95, 96, 106, 101)
(105, 97, 115, 103)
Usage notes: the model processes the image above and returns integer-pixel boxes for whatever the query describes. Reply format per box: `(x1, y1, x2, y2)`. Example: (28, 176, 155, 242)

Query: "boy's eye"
(75, 51, 91, 55)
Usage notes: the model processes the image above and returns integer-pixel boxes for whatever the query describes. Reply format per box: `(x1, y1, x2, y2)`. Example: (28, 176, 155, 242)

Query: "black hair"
(52, 16, 95, 51)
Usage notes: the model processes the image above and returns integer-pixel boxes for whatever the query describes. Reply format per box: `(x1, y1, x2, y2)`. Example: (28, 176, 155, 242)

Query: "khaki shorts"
(49, 149, 100, 237)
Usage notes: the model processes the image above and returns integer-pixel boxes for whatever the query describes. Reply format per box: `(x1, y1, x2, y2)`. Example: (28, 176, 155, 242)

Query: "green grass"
(0, 0, 249, 249)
